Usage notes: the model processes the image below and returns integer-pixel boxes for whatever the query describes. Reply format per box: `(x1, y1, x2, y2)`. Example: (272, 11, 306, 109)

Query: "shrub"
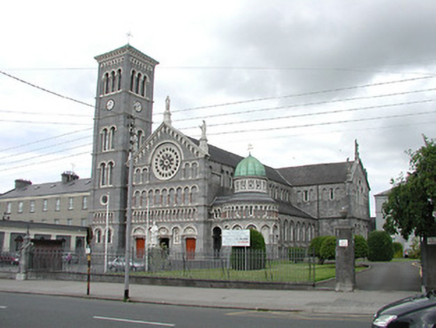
(367, 231, 393, 262)
(354, 235, 368, 259)
(309, 236, 328, 263)
(320, 236, 337, 261)
(392, 242, 404, 258)
(231, 229, 266, 270)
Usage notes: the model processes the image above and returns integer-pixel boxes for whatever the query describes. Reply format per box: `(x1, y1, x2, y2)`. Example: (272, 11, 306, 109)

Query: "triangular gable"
(134, 122, 207, 165)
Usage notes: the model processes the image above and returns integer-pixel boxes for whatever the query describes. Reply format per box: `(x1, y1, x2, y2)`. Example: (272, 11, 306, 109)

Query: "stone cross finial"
(248, 143, 253, 155)
(126, 31, 133, 44)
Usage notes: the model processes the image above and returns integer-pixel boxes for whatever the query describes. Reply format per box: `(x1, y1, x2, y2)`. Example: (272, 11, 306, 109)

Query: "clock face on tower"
(152, 143, 181, 180)
(106, 99, 115, 110)
(133, 101, 142, 112)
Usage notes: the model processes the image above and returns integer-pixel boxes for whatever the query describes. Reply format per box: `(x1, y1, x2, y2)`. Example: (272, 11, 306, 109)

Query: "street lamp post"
(103, 193, 109, 274)
(124, 117, 135, 301)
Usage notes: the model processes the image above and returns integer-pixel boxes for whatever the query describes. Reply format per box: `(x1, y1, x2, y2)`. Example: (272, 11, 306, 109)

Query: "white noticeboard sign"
(338, 239, 349, 248)
(222, 230, 250, 247)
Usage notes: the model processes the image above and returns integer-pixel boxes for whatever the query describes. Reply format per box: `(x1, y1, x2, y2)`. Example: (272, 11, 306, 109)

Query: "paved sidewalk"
(0, 278, 418, 315)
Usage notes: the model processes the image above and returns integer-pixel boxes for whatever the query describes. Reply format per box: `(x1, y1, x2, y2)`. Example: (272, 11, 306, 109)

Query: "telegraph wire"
(0, 70, 94, 108)
(0, 136, 91, 162)
(0, 128, 92, 152)
(0, 151, 91, 173)
(174, 87, 436, 123)
(181, 98, 436, 130)
(207, 110, 436, 136)
(170, 75, 436, 113)
(0, 143, 92, 167)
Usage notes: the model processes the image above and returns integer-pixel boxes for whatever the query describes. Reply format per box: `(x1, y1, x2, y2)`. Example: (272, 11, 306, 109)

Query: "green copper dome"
(234, 155, 266, 177)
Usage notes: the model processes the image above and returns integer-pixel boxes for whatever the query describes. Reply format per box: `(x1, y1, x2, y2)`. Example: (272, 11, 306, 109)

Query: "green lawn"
(129, 261, 367, 283)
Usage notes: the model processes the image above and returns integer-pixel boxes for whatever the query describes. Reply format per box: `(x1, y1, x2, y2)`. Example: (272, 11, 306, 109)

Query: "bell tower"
(90, 45, 159, 252)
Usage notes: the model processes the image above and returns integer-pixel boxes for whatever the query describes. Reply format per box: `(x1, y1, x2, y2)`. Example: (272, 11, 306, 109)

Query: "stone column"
(421, 238, 436, 292)
(335, 225, 355, 292)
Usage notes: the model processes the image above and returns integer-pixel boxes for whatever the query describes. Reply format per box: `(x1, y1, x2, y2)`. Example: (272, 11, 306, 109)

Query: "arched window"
(140, 75, 146, 96)
(135, 73, 141, 94)
(130, 70, 136, 91)
(111, 71, 116, 92)
(117, 69, 122, 91)
(104, 73, 109, 94)
(101, 128, 108, 151)
(107, 162, 114, 186)
(100, 163, 107, 186)
(106, 228, 112, 244)
(95, 229, 102, 243)
(109, 126, 116, 150)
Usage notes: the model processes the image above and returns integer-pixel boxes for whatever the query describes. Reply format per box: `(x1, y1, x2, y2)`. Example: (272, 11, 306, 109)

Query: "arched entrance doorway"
(212, 227, 222, 258)
(136, 238, 145, 259)
(185, 238, 196, 260)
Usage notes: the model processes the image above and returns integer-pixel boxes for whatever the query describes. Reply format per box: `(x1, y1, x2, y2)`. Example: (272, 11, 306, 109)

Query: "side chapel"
(89, 44, 371, 258)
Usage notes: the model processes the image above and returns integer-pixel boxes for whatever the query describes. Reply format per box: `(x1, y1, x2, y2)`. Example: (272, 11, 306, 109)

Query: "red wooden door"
(186, 238, 196, 260)
(136, 238, 145, 259)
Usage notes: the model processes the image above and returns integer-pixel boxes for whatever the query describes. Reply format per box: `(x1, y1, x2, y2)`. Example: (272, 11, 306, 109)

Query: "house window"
(18, 201, 23, 213)
(42, 199, 48, 212)
(68, 197, 74, 210)
(6, 202, 11, 214)
(82, 196, 88, 210)
(67, 219, 72, 226)
(30, 200, 35, 213)
(54, 219, 60, 225)
(81, 218, 87, 227)
(55, 198, 60, 211)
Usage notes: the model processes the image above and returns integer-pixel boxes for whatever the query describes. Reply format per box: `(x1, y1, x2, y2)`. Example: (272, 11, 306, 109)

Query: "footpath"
(0, 277, 419, 315)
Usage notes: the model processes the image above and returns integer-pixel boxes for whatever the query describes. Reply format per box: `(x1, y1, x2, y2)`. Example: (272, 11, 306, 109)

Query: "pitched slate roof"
(277, 161, 351, 186)
(0, 178, 92, 199)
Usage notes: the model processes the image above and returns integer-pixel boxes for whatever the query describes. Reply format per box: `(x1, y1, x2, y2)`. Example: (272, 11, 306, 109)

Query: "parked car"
(0, 252, 20, 265)
(372, 290, 436, 327)
(108, 257, 144, 272)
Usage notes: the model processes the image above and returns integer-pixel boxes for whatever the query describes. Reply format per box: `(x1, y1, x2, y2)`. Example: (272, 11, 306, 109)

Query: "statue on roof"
(164, 96, 172, 125)
(355, 139, 360, 160)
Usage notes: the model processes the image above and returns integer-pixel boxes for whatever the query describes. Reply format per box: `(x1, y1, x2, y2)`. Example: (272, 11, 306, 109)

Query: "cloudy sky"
(1, 0, 436, 216)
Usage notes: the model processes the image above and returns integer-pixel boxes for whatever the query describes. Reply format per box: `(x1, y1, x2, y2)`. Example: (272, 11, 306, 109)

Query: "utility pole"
(124, 116, 136, 301)
(104, 193, 109, 274)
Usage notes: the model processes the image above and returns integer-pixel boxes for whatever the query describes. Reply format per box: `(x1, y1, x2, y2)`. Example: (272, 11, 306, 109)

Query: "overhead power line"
(171, 75, 436, 114)
(0, 70, 94, 108)
(175, 87, 436, 123)
(207, 110, 436, 136)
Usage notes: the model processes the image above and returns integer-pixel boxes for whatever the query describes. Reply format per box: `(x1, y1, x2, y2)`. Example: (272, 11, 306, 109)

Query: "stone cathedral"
(89, 44, 371, 258)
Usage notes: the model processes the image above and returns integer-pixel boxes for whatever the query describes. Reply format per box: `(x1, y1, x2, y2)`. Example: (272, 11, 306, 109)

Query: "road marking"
(0, 306, 7, 309)
(93, 316, 175, 326)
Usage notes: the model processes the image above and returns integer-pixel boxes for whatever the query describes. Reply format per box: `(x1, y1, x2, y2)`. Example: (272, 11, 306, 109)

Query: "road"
(356, 261, 421, 291)
(318, 260, 422, 292)
(0, 292, 371, 327)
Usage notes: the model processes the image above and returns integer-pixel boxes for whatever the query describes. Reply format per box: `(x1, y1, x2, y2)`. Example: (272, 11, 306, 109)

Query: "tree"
(383, 136, 436, 239)
(354, 235, 368, 259)
(309, 236, 328, 264)
(320, 236, 337, 261)
(367, 231, 393, 262)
